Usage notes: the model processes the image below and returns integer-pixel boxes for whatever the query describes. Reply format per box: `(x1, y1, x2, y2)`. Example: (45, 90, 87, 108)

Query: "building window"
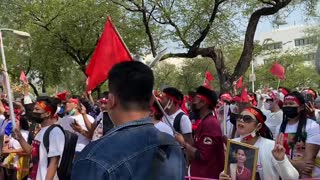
(263, 42, 282, 50)
(304, 53, 316, 61)
(295, 37, 316, 46)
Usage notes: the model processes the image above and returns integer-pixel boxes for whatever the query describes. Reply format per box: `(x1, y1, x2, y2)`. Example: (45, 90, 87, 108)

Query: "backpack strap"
(173, 112, 185, 134)
(43, 124, 65, 153)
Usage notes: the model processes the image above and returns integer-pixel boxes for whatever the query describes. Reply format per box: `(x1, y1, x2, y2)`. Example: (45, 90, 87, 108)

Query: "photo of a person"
(224, 140, 258, 180)
(229, 148, 252, 180)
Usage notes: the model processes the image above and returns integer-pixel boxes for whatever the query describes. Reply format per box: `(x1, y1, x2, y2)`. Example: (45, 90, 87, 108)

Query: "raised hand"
(272, 133, 286, 161)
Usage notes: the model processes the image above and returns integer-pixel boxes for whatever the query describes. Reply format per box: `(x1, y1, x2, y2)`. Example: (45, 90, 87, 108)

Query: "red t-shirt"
(190, 114, 225, 179)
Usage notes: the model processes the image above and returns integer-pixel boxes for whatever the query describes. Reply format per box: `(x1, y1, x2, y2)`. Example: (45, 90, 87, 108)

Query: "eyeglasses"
(236, 115, 258, 123)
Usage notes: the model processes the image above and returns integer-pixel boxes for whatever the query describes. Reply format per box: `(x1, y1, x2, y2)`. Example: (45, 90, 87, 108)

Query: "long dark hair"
(279, 91, 307, 144)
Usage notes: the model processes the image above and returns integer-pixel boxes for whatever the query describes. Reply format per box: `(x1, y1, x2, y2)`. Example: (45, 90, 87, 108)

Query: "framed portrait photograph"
(224, 139, 259, 180)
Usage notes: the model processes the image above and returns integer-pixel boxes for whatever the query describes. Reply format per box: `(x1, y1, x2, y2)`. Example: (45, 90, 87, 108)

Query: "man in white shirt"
(263, 91, 283, 139)
(14, 96, 65, 180)
(160, 87, 192, 144)
(59, 97, 94, 153)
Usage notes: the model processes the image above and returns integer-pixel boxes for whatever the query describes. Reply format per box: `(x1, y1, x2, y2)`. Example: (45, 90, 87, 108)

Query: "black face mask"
(283, 107, 299, 118)
(190, 104, 200, 120)
(32, 112, 44, 124)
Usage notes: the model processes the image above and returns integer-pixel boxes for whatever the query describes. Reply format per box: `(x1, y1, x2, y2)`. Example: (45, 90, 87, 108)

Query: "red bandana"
(284, 95, 302, 106)
(35, 101, 52, 113)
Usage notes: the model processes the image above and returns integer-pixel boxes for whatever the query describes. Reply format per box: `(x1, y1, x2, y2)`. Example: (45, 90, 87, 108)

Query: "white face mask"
(264, 102, 271, 110)
(240, 128, 257, 141)
(164, 99, 173, 110)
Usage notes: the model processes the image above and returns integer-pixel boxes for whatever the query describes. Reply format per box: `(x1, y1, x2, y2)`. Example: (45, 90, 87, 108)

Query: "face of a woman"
(282, 98, 303, 112)
(236, 149, 247, 163)
(236, 111, 258, 136)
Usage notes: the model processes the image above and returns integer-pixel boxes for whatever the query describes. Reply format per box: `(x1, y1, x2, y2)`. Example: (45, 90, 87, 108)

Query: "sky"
(256, 3, 319, 39)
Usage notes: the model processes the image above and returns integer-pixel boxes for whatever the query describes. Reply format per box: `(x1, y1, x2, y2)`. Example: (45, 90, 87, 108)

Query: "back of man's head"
(108, 61, 154, 111)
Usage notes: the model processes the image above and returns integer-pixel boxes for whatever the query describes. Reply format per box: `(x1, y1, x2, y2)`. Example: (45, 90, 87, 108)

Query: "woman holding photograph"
(229, 148, 251, 180)
(219, 107, 299, 180)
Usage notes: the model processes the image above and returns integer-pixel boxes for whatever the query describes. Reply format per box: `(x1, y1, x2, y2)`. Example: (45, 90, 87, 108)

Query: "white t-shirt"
(9, 129, 29, 150)
(59, 114, 94, 152)
(92, 112, 104, 141)
(264, 110, 283, 139)
(29, 126, 65, 180)
(162, 109, 192, 134)
(154, 121, 174, 136)
(276, 119, 320, 177)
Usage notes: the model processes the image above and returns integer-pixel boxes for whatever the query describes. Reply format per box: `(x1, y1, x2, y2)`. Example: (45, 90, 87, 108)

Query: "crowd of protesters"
(0, 61, 319, 180)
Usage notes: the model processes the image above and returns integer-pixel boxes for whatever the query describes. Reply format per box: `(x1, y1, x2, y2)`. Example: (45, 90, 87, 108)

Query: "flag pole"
(277, 79, 281, 89)
(107, 16, 133, 60)
(152, 91, 176, 133)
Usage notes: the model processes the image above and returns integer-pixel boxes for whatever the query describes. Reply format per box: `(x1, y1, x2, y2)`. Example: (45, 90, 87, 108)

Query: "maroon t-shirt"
(190, 114, 225, 179)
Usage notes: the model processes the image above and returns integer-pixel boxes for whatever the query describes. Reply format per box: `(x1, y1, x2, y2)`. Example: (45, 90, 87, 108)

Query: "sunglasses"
(236, 114, 258, 123)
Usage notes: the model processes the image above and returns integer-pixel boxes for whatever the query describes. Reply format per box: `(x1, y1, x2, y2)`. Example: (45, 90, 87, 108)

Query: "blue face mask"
(69, 108, 76, 116)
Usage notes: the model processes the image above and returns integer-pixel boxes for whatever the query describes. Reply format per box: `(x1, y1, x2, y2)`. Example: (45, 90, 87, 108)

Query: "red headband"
(284, 95, 302, 106)
(98, 98, 108, 104)
(197, 94, 213, 106)
(68, 98, 79, 104)
(244, 107, 264, 124)
(305, 90, 317, 99)
(164, 93, 181, 103)
(36, 101, 53, 113)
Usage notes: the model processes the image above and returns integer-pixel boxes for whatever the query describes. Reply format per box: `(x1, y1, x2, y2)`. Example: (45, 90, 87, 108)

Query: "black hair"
(247, 106, 273, 140)
(188, 91, 196, 98)
(108, 61, 154, 111)
(152, 102, 164, 120)
(235, 148, 246, 156)
(163, 87, 184, 106)
(19, 116, 29, 131)
(279, 91, 307, 145)
(196, 86, 218, 109)
(36, 96, 59, 116)
(99, 91, 109, 99)
(79, 98, 93, 114)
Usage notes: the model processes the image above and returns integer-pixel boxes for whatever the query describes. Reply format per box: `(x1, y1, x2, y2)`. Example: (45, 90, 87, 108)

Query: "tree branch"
(155, 1, 191, 48)
(189, 0, 226, 52)
(232, 0, 292, 81)
(110, 0, 141, 12)
(141, 0, 157, 57)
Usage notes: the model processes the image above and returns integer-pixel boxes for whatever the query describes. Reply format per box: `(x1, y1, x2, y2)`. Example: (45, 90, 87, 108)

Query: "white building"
(255, 25, 317, 66)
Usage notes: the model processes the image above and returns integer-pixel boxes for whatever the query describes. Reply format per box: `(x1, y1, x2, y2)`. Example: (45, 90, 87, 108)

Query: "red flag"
(270, 61, 285, 80)
(19, 71, 28, 84)
(56, 91, 69, 102)
(236, 76, 243, 89)
(240, 86, 249, 102)
(86, 16, 132, 92)
(205, 71, 214, 82)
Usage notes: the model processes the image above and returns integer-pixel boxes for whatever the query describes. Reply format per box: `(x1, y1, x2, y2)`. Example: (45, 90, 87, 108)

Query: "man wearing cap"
(263, 91, 283, 138)
(160, 87, 193, 144)
(175, 86, 224, 179)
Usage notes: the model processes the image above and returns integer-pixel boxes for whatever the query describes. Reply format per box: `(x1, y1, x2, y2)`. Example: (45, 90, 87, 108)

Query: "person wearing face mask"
(276, 91, 320, 178)
(13, 96, 65, 180)
(160, 87, 193, 144)
(59, 97, 95, 153)
(263, 92, 283, 139)
(219, 107, 299, 180)
(71, 61, 185, 180)
(175, 86, 224, 179)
